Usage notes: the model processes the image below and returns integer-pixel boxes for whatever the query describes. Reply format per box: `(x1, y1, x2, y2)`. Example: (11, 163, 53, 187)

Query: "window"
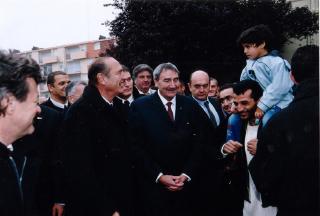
(42, 64, 53, 76)
(94, 42, 100, 50)
(66, 60, 81, 74)
(39, 50, 52, 64)
(66, 46, 80, 60)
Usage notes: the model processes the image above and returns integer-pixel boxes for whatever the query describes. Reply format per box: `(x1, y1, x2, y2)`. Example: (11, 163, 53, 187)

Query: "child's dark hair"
(237, 24, 274, 51)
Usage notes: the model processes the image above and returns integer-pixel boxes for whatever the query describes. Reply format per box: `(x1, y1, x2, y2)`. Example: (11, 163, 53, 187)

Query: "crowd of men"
(0, 43, 318, 216)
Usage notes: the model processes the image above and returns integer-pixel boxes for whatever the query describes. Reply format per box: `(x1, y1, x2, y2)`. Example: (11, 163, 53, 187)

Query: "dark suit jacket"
(13, 105, 64, 216)
(249, 79, 319, 216)
(132, 86, 148, 99)
(0, 143, 25, 216)
(60, 85, 132, 216)
(190, 97, 228, 215)
(42, 98, 69, 113)
(191, 97, 226, 163)
(129, 93, 204, 180)
(128, 93, 205, 216)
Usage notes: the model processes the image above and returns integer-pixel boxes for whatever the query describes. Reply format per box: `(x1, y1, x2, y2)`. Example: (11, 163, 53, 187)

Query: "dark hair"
(122, 65, 131, 74)
(291, 45, 319, 82)
(0, 51, 42, 115)
(47, 71, 67, 85)
(88, 57, 110, 86)
(132, 64, 153, 80)
(233, 80, 263, 101)
(237, 24, 274, 51)
(219, 83, 234, 92)
(66, 80, 87, 96)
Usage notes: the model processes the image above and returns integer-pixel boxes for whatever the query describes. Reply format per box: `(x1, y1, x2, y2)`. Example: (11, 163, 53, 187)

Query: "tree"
(105, 0, 318, 83)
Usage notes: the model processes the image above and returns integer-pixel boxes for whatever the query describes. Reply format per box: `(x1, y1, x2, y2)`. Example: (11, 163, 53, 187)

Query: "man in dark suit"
(188, 70, 227, 215)
(249, 45, 319, 216)
(0, 51, 42, 216)
(61, 56, 132, 216)
(132, 64, 155, 98)
(42, 71, 70, 113)
(13, 105, 65, 216)
(117, 65, 135, 117)
(128, 62, 204, 216)
(221, 80, 278, 216)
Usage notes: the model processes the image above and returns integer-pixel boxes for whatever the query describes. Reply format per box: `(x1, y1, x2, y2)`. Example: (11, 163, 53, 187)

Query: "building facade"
(20, 38, 116, 97)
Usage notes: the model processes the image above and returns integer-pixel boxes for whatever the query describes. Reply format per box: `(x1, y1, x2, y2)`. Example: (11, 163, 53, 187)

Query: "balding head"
(188, 70, 210, 101)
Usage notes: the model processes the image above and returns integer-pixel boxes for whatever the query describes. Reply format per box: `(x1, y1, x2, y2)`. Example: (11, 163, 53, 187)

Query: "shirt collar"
(157, 90, 176, 106)
(117, 95, 134, 104)
(7, 144, 13, 152)
(192, 96, 209, 105)
(101, 96, 113, 106)
(50, 97, 68, 109)
(137, 87, 155, 95)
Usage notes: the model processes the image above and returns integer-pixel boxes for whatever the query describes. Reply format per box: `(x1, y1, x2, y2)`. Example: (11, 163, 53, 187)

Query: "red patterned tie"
(167, 102, 174, 121)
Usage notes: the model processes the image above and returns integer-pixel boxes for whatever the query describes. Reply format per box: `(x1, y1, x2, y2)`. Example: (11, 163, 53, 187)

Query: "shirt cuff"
(155, 172, 163, 183)
(181, 173, 191, 182)
(221, 143, 228, 158)
(257, 101, 270, 113)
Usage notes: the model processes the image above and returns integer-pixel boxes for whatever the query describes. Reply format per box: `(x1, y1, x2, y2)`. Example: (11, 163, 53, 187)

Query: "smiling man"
(221, 79, 277, 216)
(61, 56, 132, 216)
(0, 52, 42, 216)
(128, 62, 204, 216)
(42, 71, 70, 112)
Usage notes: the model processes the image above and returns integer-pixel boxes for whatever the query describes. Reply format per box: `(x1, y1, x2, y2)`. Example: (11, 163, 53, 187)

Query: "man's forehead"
(137, 70, 151, 76)
(54, 74, 69, 81)
(159, 69, 179, 79)
(234, 89, 253, 100)
(220, 88, 233, 96)
(122, 71, 131, 78)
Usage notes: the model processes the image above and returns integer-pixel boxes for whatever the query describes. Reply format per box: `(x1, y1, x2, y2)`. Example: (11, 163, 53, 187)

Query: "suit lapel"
(209, 97, 224, 123)
(174, 95, 183, 125)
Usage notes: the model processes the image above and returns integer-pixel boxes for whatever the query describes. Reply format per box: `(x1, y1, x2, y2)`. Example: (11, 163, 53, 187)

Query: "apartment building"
(20, 38, 116, 97)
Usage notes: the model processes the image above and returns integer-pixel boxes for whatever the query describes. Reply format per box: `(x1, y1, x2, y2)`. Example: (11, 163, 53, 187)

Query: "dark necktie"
(204, 101, 217, 127)
(166, 102, 174, 121)
(123, 100, 130, 113)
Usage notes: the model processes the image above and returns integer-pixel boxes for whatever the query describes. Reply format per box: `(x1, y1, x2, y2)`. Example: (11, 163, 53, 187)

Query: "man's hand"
(255, 107, 264, 119)
(52, 204, 64, 216)
(247, 138, 258, 156)
(223, 140, 243, 154)
(159, 175, 184, 191)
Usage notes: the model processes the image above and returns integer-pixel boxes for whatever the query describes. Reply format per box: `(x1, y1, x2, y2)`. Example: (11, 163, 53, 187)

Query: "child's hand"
(255, 107, 264, 119)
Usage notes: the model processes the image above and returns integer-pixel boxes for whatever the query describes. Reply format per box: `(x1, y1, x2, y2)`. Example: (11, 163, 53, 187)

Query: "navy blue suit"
(128, 92, 204, 216)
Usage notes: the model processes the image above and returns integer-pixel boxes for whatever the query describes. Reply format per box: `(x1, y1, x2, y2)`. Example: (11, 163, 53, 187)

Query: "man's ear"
(96, 73, 106, 85)
(47, 84, 54, 93)
(154, 79, 159, 88)
(187, 82, 191, 90)
(1, 95, 16, 115)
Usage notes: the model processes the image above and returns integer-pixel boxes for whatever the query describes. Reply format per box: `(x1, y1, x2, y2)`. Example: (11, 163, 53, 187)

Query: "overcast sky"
(0, 0, 119, 52)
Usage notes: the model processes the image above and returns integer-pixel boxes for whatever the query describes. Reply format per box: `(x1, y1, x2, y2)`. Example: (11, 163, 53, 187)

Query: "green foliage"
(105, 0, 318, 83)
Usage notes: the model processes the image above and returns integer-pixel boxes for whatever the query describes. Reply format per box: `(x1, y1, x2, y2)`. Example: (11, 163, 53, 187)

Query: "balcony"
(67, 51, 87, 60)
(42, 56, 58, 64)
